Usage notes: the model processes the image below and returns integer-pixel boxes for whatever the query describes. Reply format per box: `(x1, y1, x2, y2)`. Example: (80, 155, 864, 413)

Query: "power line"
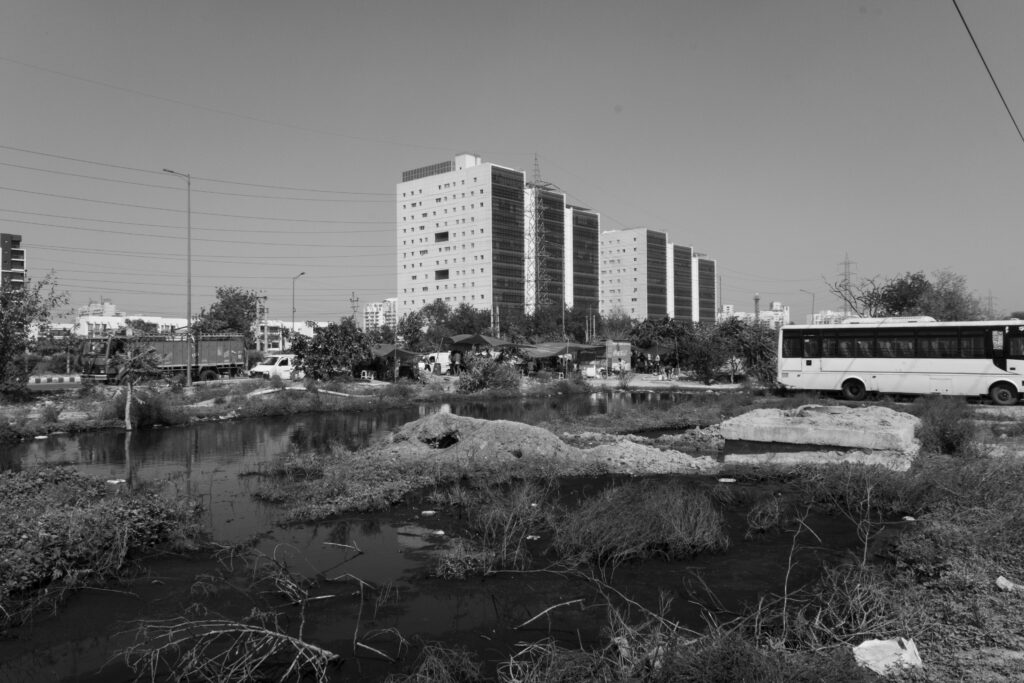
(0, 142, 391, 196)
(0, 184, 392, 223)
(0, 208, 391, 235)
(951, 0, 1024, 145)
(0, 160, 391, 203)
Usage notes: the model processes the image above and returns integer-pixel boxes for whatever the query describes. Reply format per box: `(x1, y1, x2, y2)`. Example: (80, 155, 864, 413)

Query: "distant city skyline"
(2, 0, 1022, 324)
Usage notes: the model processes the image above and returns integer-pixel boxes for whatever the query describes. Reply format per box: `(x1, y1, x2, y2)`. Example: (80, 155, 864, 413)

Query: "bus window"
(802, 336, 820, 357)
(920, 335, 957, 358)
(960, 331, 987, 358)
(821, 337, 838, 357)
(877, 336, 914, 358)
(855, 337, 876, 357)
(1008, 336, 1024, 359)
(837, 339, 854, 358)
(782, 334, 802, 358)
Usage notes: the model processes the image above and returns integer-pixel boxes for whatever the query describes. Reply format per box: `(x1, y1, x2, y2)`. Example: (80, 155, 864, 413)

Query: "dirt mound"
(372, 412, 718, 476)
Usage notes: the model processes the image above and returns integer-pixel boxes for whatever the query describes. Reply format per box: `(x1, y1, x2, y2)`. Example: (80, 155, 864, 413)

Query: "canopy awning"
(371, 344, 422, 361)
(443, 333, 512, 349)
(520, 342, 605, 359)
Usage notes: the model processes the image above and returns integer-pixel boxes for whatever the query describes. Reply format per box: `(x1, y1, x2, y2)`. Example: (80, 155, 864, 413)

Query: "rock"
(996, 576, 1023, 592)
(853, 637, 923, 675)
(720, 405, 920, 452)
(723, 449, 915, 472)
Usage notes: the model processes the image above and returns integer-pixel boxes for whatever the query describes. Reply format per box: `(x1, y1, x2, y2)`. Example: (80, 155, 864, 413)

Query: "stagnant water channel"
(1, 392, 865, 681)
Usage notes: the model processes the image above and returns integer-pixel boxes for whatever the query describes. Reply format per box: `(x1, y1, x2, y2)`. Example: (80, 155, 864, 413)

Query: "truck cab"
(249, 354, 302, 380)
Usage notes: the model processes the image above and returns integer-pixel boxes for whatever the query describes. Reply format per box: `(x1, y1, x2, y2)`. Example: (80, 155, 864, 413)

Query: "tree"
(877, 272, 932, 316)
(448, 303, 490, 336)
(292, 319, 371, 380)
(717, 318, 778, 387)
(194, 286, 261, 346)
(601, 308, 634, 340)
(919, 269, 984, 321)
(0, 274, 67, 395)
(396, 311, 425, 351)
(826, 269, 984, 321)
(110, 341, 166, 430)
(127, 318, 160, 335)
(678, 322, 732, 385)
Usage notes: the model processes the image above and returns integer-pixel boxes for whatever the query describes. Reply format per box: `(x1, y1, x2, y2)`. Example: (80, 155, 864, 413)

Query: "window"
(960, 331, 987, 358)
(919, 334, 957, 358)
(435, 269, 449, 280)
(435, 231, 449, 243)
(876, 336, 915, 358)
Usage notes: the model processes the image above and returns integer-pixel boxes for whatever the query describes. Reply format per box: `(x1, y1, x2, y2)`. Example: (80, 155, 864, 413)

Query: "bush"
(0, 468, 201, 628)
(457, 357, 520, 394)
(913, 395, 979, 456)
(551, 481, 729, 573)
(464, 480, 552, 570)
(101, 389, 186, 427)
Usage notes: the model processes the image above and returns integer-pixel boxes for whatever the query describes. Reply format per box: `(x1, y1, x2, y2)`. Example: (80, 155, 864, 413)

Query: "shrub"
(457, 357, 520, 394)
(912, 395, 979, 456)
(269, 375, 285, 390)
(432, 539, 496, 580)
(551, 481, 729, 573)
(101, 389, 186, 427)
(464, 480, 551, 569)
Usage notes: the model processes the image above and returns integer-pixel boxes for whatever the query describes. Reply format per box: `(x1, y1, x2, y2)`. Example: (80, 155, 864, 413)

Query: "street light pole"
(800, 289, 815, 324)
(291, 272, 305, 350)
(163, 168, 192, 387)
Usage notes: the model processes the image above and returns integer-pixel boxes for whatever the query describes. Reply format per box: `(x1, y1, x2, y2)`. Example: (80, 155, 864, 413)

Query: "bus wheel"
(199, 369, 220, 382)
(841, 379, 867, 401)
(988, 382, 1019, 406)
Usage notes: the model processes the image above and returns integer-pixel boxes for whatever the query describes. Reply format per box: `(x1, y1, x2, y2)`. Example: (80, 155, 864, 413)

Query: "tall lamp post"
(163, 168, 192, 387)
(291, 272, 305, 350)
(800, 289, 816, 324)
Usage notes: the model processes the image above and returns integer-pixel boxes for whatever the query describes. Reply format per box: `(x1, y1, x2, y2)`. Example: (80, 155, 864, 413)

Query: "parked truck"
(80, 334, 247, 384)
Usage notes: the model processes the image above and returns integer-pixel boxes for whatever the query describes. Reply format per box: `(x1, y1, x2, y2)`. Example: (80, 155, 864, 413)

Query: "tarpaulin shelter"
(520, 342, 605, 359)
(371, 344, 421, 361)
(443, 333, 512, 350)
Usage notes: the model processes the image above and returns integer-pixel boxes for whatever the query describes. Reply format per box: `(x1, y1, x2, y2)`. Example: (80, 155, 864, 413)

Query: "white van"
(249, 354, 302, 380)
(420, 351, 452, 375)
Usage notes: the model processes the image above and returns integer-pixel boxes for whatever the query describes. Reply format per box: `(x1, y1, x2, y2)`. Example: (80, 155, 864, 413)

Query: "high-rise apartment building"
(363, 298, 397, 334)
(564, 206, 600, 314)
(1, 233, 26, 290)
(396, 154, 524, 320)
(598, 228, 667, 319)
(600, 229, 717, 322)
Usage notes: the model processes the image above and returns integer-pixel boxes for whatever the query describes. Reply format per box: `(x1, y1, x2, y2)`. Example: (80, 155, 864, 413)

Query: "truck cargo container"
(80, 334, 247, 384)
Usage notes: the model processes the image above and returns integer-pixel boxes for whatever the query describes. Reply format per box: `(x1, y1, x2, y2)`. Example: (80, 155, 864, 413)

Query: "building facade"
(564, 205, 600, 313)
(363, 298, 397, 334)
(396, 154, 525, 321)
(1, 233, 26, 290)
(598, 228, 668, 319)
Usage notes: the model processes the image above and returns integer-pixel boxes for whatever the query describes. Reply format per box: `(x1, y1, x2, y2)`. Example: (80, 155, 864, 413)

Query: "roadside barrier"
(28, 375, 82, 384)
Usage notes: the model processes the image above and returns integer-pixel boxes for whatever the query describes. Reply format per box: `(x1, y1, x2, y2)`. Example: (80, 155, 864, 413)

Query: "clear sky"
(1, 0, 1022, 324)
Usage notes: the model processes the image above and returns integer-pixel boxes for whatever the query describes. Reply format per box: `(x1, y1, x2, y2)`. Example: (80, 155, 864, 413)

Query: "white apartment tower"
(600, 228, 717, 322)
(363, 298, 397, 334)
(396, 154, 525, 320)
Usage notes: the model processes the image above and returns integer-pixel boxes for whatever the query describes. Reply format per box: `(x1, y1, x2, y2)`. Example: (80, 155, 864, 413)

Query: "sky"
(1, 0, 1022, 325)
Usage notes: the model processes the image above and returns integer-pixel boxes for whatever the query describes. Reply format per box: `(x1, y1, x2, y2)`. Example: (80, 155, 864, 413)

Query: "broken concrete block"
(720, 405, 920, 452)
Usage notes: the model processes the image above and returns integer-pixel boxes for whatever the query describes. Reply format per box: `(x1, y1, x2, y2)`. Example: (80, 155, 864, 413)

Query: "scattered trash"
(530, 503, 538, 507)
(34, 435, 48, 440)
(105, 479, 126, 485)
(902, 515, 916, 522)
(420, 510, 436, 517)
(853, 637, 922, 675)
(526, 535, 541, 541)
(996, 576, 1023, 592)
(717, 477, 737, 483)
(431, 530, 445, 536)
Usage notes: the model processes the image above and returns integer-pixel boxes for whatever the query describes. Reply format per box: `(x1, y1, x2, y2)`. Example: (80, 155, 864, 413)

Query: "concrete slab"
(719, 405, 919, 452)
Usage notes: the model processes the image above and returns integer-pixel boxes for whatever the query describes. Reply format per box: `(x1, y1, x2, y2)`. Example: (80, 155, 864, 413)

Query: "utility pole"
(349, 291, 360, 319)
(839, 252, 855, 318)
(163, 168, 192, 388)
(754, 292, 761, 322)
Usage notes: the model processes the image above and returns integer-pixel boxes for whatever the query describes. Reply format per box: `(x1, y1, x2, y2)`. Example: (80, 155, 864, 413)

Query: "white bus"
(777, 318, 1024, 405)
